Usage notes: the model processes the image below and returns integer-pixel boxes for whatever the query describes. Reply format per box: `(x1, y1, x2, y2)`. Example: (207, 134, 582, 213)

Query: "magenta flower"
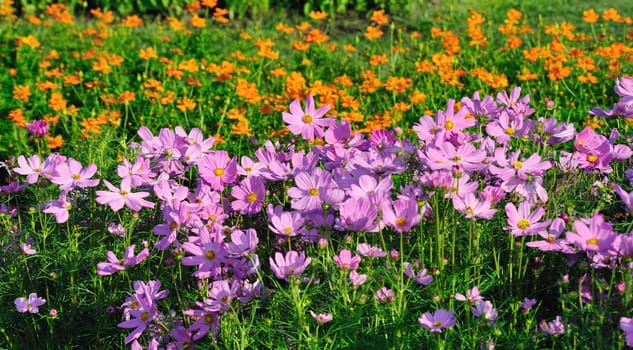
(181, 228, 228, 279)
(403, 262, 433, 285)
(282, 94, 334, 141)
(455, 287, 483, 303)
(13, 154, 56, 184)
(309, 310, 333, 324)
(336, 197, 379, 232)
(96, 178, 155, 212)
(25, 119, 49, 137)
(231, 176, 266, 214)
(118, 299, 157, 344)
(540, 316, 565, 335)
(269, 250, 311, 281)
(504, 201, 550, 237)
(452, 193, 497, 220)
(268, 207, 306, 237)
(613, 184, 633, 212)
(50, 158, 100, 191)
(375, 287, 394, 303)
(43, 192, 72, 223)
(418, 309, 457, 333)
(288, 168, 337, 211)
(97, 245, 150, 276)
(15, 293, 46, 313)
(357, 243, 386, 258)
(198, 150, 237, 191)
(333, 249, 361, 270)
(566, 213, 617, 254)
(21, 243, 36, 255)
(525, 218, 573, 253)
(349, 270, 367, 287)
(471, 300, 498, 324)
(382, 198, 421, 232)
(620, 317, 633, 347)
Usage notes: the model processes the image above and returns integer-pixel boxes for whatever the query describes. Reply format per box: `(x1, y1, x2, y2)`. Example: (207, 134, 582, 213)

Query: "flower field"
(2, 1, 633, 349)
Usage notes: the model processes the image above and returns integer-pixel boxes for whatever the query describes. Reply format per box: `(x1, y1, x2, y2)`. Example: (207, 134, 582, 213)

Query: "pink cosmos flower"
(620, 317, 633, 347)
(349, 270, 367, 287)
(333, 249, 361, 270)
(181, 228, 227, 279)
(525, 218, 573, 253)
(613, 184, 633, 212)
(26, 119, 49, 137)
(357, 243, 386, 258)
(96, 178, 155, 212)
(269, 250, 311, 281)
(288, 168, 340, 211)
(13, 154, 56, 184)
(418, 309, 457, 333)
(504, 201, 550, 237)
(382, 198, 421, 233)
(540, 316, 565, 335)
(119, 297, 157, 344)
(20, 243, 36, 255)
(565, 213, 616, 254)
(231, 176, 266, 214)
(43, 192, 72, 223)
(282, 94, 334, 141)
(198, 150, 237, 191)
(268, 206, 306, 237)
(455, 287, 483, 303)
(452, 193, 497, 220)
(97, 245, 150, 276)
(403, 262, 433, 285)
(375, 287, 394, 303)
(309, 310, 333, 324)
(471, 300, 498, 324)
(50, 158, 100, 191)
(15, 293, 46, 313)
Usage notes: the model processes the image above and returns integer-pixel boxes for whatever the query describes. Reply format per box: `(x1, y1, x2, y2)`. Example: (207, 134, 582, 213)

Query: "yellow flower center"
(517, 218, 530, 230)
(209, 214, 217, 222)
(396, 217, 407, 227)
(586, 237, 599, 247)
(35, 167, 42, 173)
(170, 221, 178, 230)
(72, 174, 81, 180)
(247, 192, 258, 203)
(120, 190, 128, 196)
(309, 188, 319, 196)
(284, 227, 293, 234)
(512, 161, 523, 169)
(214, 168, 225, 176)
(205, 250, 216, 260)
(204, 314, 215, 324)
(432, 321, 442, 327)
(587, 154, 598, 163)
(546, 236, 556, 243)
(141, 311, 150, 322)
(303, 115, 313, 123)
(505, 127, 515, 135)
(445, 120, 454, 130)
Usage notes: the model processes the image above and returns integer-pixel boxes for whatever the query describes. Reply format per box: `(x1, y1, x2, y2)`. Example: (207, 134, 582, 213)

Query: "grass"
(1, 1, 633, 349)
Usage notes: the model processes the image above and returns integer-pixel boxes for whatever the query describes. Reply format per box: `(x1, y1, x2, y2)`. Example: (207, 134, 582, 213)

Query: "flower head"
(418, 309, 457, 333)
(282, 94, 334, 141)
(15, 293, 46, 313)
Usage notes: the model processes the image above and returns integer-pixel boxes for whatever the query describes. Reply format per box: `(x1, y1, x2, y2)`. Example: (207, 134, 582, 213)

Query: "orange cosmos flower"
(369, 54, 388, 66)
(90, 8, 114, 23)
(276, 23, 294, 34)
(371, 9, 389, 25)
(343, 44, 356, 52)
(334, 74, 353, 87)
(517, 68, 538, 81)
(270, 67, 287, 77)
(190, 15, 206, 28)
(46, 135, 64, 149)
(202, 0, 217, 7)
(123, 15, 142, 27)
(410, 91, 427, 104)
(213, 8, 229, 23)
(385, 76, 412, 94)
(582, 9, 599, 23)
(507, 36, 522, 49)
(177, 97, 196, 112)
(179, 59, 198, 72)
(602, 8, 621, 22)
(308, 11, 327, 20)
(292, 41, 310, 51)
(16, 35, 41, 48)
(305, 29, 329, 44)
(46, 3, 73, 24)
(13, 85, 30, 102)
(578, 73, 598, 84)
(43, 113, 59, 125)
(49, 92, 67, 111)
(119, 91, 136, 104)
(138, 47, 158, 61)
(8, 109, 26, 127)
(364, 26, 383, 40)
(547, 61, 571, 80)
